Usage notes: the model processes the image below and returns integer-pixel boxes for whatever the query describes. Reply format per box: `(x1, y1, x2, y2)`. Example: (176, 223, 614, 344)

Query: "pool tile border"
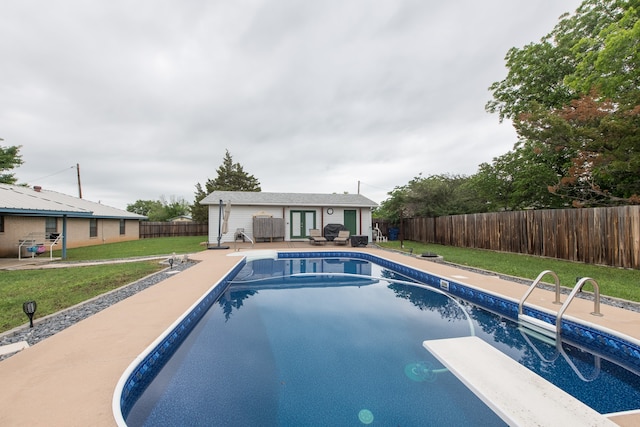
(118, 260, 246, 420)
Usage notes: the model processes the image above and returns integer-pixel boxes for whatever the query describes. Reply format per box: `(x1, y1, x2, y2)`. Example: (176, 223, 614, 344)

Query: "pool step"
(423, 336, 617, 427)
(518, 314, 557, 341)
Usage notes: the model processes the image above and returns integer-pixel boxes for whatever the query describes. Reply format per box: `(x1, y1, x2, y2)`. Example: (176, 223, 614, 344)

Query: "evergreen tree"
(191, 150, 261, 221)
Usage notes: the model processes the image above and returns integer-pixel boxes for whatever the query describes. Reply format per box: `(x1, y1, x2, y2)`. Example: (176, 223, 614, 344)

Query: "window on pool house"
(119, 219, 125, 235)
(0, 215, 4, 233)
(45, 217, 57, 235)
(90, 218, 98, 237)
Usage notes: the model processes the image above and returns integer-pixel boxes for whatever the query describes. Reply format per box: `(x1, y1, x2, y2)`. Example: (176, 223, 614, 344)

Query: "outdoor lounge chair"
(308, 229, 327, 245)
(334, 230, 350, 245)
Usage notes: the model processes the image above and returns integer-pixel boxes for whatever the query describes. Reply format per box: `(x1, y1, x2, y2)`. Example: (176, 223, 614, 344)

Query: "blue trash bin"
(388, 228, 399, 241)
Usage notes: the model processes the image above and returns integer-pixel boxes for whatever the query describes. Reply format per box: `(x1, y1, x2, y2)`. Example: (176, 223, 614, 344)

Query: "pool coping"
(1, 245, 639, 426)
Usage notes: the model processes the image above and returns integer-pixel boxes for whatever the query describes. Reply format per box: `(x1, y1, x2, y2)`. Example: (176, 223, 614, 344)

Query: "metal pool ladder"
(517, 271, 604, 381)
(518, 270, 603, 342)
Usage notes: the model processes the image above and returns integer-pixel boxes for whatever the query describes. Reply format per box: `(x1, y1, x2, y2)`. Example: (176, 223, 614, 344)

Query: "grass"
(1, 236, 208, 333)
(378, 241, 640, 303)
(50, 236, 207, 261)
(0, 261, 165, 332)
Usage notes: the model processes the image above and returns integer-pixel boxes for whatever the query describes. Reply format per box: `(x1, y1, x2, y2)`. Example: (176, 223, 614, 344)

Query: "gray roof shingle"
(202, 191, 378, 208)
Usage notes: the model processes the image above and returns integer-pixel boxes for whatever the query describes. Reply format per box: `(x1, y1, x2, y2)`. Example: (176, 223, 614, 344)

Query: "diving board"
(423, 336, 616, 427)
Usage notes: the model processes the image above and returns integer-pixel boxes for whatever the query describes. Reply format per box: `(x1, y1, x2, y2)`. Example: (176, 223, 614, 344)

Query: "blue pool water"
(124, 257, 640, 426)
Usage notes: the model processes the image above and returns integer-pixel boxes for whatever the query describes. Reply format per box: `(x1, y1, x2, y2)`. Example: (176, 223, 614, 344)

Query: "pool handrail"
(519, 272, 604, 343)
(518, 270, 562, 317)
(555, 277, 603, 334)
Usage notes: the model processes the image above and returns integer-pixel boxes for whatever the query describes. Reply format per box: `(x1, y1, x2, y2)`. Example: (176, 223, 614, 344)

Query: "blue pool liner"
(115, 251, 640, 422)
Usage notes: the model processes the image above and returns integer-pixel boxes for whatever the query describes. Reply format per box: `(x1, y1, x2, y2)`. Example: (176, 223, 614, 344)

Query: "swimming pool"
(115, 253, 640, 425)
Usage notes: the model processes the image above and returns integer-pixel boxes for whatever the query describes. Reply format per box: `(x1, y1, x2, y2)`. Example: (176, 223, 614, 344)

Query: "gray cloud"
(1, 0, 582, 209)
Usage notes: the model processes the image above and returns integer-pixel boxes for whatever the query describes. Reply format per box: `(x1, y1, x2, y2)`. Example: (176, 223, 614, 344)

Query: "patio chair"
(334, 230, 350, 245)
(308, 229, 327, 245)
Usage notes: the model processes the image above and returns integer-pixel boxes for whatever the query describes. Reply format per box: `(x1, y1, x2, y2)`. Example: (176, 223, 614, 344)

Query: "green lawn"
(378, 241, 640, 303)
(0, 261, 165, 332)
(51, 236, 207, 261)
(1, 236, 208, 333)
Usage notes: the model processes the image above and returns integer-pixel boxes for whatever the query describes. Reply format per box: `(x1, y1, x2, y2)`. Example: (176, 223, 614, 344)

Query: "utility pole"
(358, 180, 360, 194)
(76, 163, 83, 198)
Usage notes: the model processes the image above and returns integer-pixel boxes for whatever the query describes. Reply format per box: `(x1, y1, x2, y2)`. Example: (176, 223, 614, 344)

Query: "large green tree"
(487, 0, 633, 121)
(564, 2, 640, 103)
(486, 0, 640, 206)
(517, 93, 640, 206)
(191, 150, 261, 222)
(0, 143, 23, 184)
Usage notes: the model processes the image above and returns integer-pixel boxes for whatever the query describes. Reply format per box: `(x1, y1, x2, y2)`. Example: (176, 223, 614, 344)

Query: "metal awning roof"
(0, 184, 145, 219)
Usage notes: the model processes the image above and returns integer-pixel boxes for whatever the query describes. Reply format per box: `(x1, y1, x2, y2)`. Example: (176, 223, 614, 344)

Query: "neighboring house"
(0, 184, 146, 258)
(201, 191, 378, 244)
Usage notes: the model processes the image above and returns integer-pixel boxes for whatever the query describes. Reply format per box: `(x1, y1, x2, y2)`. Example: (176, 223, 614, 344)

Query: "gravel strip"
(0, 260, 196, 361)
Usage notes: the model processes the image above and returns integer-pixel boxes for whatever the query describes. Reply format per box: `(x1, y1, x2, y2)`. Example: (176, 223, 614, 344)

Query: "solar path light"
(23, 300, 37, 328)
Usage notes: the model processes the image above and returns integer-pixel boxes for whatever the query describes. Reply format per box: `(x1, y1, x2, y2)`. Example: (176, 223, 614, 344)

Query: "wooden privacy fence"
(382, 206, 640, 269)
(139, 222, 208, 239)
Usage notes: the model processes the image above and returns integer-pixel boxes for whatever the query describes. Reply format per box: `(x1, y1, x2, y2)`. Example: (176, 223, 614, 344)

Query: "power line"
(31, 166, 76, 182)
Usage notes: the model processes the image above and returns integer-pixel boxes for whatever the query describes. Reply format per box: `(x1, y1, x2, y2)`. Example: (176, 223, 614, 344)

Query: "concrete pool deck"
(0, 244, 639, 426)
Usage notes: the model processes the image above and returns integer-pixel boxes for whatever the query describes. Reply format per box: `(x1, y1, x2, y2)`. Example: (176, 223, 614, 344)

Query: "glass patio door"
(290, 210, 316, 238)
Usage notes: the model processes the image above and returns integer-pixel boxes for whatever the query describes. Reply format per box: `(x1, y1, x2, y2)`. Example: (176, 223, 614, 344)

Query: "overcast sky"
(1, 0, 583, 210)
